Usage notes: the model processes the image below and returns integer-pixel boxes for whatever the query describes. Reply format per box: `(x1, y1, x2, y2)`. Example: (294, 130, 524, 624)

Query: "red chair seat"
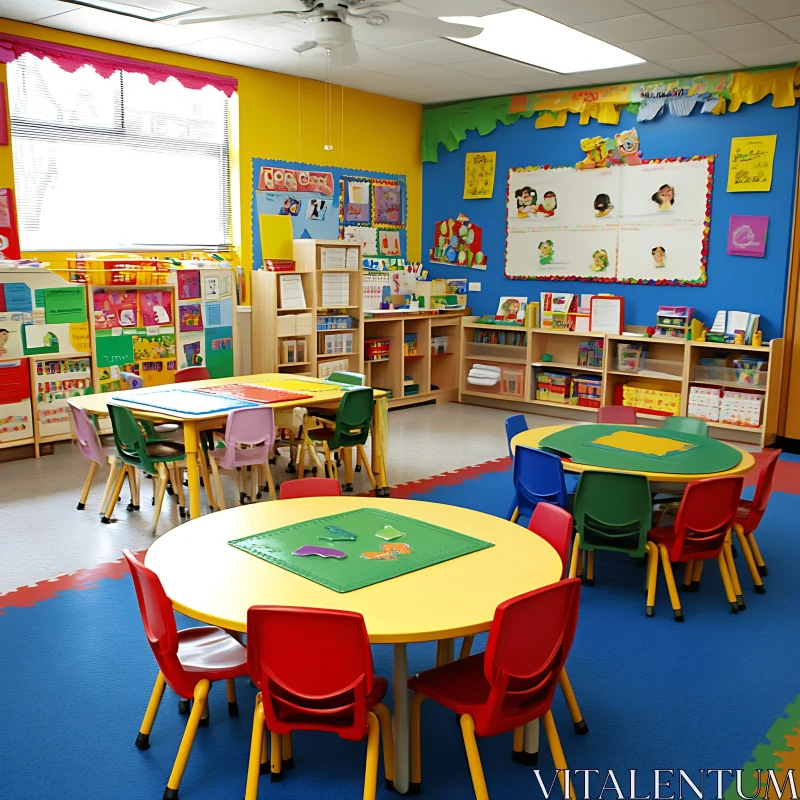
(409, 654, 491, 711)
(648, 525, 722, 561)
(177, 626, 247, 675)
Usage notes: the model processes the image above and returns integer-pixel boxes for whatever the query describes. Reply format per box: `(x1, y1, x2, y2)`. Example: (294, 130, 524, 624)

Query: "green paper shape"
(538, 424, 742, 475)
(95, 330, 134, 367)
(376, 526, 405, 541)
(229, 508, 494, 593)
(43, 287, 87, 324)
(21, 324, 59, 355)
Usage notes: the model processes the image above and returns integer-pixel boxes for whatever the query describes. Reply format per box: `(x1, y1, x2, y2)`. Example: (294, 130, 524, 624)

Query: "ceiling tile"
(401, 0, 509, 14)
(0, 0, 71, 21)
(622, 34, 717, 60)
(382, 39, 496, 65)
(653, 1, 758, 32)
(728, 43, 800, 66)
(391, 64, 488, 89)
(562, 62, 679, 84)
(437, 78, 527, 99)
(772, 16, 800, 42)
(697, 22, 795, 51)
(659, 53, 744, 73)
(227, 22, 319, 53)
(336, 67, 464, 103)
(173, 36, 306, 71)
(447, 57, 553, 81)
(510, 0, 644, 26)
(348, 17, 435, 49)
(729, 0, 800, 20)
(346, 50, 429, 75)
(629, 0, 701, 9)
(576, 13, 683, 44)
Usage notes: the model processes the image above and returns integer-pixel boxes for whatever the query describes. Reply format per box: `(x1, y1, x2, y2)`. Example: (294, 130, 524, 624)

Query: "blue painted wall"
(423, 100, 800, 340)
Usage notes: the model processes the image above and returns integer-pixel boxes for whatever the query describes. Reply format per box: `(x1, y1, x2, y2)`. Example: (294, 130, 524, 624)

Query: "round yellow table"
(511, 424, 755, 483)
(146, 496, 562, 794)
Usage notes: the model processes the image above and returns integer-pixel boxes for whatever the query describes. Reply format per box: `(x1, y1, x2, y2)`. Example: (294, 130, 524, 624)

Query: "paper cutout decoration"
(319, 525, 358, 541)
(728, 135, 776, 192)
(727, 215, 769, 257)
(576, 137, 612, 169)
(376, 526, 405, 541)
(576, 129, 644, 170)
(429, 214, 486, 270)
(591, 430, 694, 457)
(293, 545, 347, 559)
(372, 181, 403, 228)
(464, 152, 496, 200)
(612, 128, 642, 166)
(258, 167, 334, 196)
(361, 542, 413, 561)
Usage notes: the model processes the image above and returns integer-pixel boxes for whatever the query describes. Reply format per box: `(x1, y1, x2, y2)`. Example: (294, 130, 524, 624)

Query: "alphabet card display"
(506, 155, 713, 286)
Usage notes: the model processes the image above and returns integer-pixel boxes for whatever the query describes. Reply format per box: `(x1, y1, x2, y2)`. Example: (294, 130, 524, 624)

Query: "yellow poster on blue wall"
(727, 135, 777, 192)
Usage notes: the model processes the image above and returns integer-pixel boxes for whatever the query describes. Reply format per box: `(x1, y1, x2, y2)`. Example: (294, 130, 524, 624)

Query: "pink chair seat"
(177, 627, 247, 674)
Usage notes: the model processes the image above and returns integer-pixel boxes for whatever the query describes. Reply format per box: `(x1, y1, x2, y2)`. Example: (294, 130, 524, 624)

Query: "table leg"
(342, 447, 354, 492)
(393, 643, 411, 794)
(372, 396, 390, 497)
(184, 422, 202, 520)
(523, 719, 540, 760)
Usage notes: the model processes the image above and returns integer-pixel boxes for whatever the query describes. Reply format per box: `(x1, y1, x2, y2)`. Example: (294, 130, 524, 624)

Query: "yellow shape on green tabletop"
(592, 430, 694, 457)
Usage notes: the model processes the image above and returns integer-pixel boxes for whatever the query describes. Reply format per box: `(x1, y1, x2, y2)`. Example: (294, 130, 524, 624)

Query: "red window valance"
(0, 33, 238, 96)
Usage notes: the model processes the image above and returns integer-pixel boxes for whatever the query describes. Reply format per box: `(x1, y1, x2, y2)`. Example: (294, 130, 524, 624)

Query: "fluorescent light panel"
(442, 9, 645, 74)
(59, 0, 203, 21)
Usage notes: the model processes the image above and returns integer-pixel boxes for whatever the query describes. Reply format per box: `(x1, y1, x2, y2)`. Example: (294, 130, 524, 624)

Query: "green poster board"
(44, 287, 87, 324)
(205, 325, 234, 378)
(95, 330, 134, 367)
(21, 323, 60, 355)
(229, 508, 494, 593)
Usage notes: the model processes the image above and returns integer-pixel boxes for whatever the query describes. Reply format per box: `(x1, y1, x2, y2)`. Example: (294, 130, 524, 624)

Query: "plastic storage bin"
(572, 375, 602, 408)
(621, 382, 681, 416)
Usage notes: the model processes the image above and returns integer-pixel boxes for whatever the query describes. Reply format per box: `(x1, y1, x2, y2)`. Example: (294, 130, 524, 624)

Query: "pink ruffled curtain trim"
(0, 33, 237, 96)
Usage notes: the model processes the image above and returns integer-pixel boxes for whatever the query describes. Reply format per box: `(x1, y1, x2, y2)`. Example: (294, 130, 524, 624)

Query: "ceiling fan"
(174, 1, 484, 66)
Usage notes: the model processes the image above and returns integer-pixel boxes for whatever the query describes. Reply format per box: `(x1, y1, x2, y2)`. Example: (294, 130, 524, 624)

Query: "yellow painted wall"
(0, 19, 423, 286)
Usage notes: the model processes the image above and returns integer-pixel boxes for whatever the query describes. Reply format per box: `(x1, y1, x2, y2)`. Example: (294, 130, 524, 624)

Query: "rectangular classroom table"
(69, 374, 390, 518)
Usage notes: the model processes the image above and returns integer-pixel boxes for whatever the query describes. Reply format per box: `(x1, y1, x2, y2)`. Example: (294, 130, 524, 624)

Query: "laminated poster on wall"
(727, 135, 776, 193)
(0, 282, 33, 313)
(43, 286, 87, 325)
(727, 215, 769, 257)
(179, 303, 203, 333)
(341, 226, 379, 257)
(139, 291, 173, 326)
(205, 298, 233, 328)
(177, 270, 201, 301)
(343, 179, 371, 223)
(372, 181, 404, 228)
(204, 325, 233, 378)
(429, 214, 486, 270)
(464, 152, 496, 200)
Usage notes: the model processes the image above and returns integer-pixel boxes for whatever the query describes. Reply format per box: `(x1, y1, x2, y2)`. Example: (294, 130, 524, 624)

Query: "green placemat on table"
(538, 424, 742, 475)
(229, 508, 494, 593)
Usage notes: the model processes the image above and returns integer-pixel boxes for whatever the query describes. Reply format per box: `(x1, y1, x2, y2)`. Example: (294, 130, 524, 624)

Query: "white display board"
(505, 157, 713, 286)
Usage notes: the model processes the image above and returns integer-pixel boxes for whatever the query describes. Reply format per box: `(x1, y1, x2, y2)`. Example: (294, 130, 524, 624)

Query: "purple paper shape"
(292, 545, 347, 559)
(727, 215, 768, 257)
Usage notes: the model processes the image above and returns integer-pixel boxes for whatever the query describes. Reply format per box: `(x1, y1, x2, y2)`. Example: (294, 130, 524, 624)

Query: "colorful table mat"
(538, 424, 742, 475)
(229, 508, 494, 593)
(195, 383, 312, 404)
(253, 377, 361, 393)
(111, 389, 258, 416)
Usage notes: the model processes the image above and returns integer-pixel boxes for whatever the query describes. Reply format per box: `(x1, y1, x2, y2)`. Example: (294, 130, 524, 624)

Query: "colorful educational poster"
(179, 303, 203, 332)
(464, 152, 496, 200)
(139, 291, 173, 326)
(95, 329, 134, 367)
(204, 325, 233, 378)
(258, 167, 334, 195)
(177, 270, 201, 300)
(372, 181, 403, 228)
(0, 282, 33, 313)
(727, 135, 776, 192)
(43, 286, 87, 324)
(727, 215, 769, 257)
(506, 156, 713, 285)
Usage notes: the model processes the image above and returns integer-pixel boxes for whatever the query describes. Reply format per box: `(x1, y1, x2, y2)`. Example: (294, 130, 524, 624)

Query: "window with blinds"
(7, 52, 232, 251)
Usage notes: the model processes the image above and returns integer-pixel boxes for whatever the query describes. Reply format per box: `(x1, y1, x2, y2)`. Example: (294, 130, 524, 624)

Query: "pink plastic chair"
(208, 406, 277, 508)
(597, 405, 638, 425)
(69, 402, 134, 513)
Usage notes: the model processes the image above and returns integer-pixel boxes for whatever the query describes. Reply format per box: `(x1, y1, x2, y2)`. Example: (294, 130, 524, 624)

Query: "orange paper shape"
(360, 542, 413, 561)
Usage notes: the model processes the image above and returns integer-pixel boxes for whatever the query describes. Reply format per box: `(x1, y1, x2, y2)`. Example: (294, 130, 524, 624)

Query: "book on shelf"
(279, 274, 306, 309)
(322, 273, 350, 306)
(320, 247, 347, 270)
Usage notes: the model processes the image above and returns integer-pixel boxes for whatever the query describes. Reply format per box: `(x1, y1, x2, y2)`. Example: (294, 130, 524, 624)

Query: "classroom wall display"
(429, 214, 486, 270)
(727, 135, 776, 193)
(506, 155, 714, 285)
(252, 158, 406, 266)
(464, 152, 496, 200)
(727, 215, 769, 257)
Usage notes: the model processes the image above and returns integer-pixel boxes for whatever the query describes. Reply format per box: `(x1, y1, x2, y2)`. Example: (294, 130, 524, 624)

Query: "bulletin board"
(505, 156, 714, 286)
(251, 158, 406, 265)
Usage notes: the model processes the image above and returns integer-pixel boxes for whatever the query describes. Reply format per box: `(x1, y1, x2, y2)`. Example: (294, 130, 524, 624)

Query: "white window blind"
(7, 52, 232, 251)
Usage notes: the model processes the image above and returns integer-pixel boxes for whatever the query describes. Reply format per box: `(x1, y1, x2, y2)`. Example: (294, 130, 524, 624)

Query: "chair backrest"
(669, 476, 745, 560)
(280, 478, 342, 500)
(744, 449, 781, 528)
(573, 471, 652, 557)
(663, 415, 709, 436)
(68, 402, 105, 463)
(597, 405, 638, 425)
(328, 371, 366, 386)
(505, 414, 528, 459)
(216, 406, 276, 470)
(122, 550, 194, 697)
(528, 502, 573, 579)
(175, 366, 210, 383)
(328, 387, 374, 450)
(108, 404, 157, 475)
(247, 606, 375, 741)
(513, 446, 569, 519)
(475, 578, 581, 737)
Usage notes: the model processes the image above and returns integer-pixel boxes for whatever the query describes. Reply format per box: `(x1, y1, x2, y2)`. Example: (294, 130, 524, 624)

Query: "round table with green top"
(510, 424, 755, 484)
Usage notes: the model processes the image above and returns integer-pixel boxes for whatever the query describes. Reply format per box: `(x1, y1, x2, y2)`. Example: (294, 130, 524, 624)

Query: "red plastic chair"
(597, 405, 638, 425)
(733, 448, 780, 591)
(279, 477, 342, 500)
(123, 550, 248, 800)
(175, 366, 211, 383)
(244, 606, 394, 799)
(647, 476, 745, 621)
(409, 579, 582, 798)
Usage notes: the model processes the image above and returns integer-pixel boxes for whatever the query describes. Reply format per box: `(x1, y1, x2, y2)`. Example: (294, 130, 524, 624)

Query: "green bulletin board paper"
(95, 330, 134, 367)
(205, 325, 234, 378)
(43, 287, 87, 324)
(539, 424, 742, 475)
(34, 289, 45, 308)
(229, 508, 494, 593)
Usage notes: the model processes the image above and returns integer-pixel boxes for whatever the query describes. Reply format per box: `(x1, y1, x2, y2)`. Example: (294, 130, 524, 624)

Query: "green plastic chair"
(328, 371, 366, 387)
(304, 387, 377, 493)
(663, 416, 709, 437)
(572, 472, 657, 602)
(105, 404, 186, 533)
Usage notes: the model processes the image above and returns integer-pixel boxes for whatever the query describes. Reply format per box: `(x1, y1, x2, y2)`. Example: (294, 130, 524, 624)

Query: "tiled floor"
(0, 402, 557, 593)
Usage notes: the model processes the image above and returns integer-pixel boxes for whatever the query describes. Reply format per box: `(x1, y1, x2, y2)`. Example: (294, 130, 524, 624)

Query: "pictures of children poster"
(727, 215, 768, 257)
(179, 303, 203, 333)
(506, 156, 712, 285)
(496, 297, 527, 323)
(373, 182, 403, 227)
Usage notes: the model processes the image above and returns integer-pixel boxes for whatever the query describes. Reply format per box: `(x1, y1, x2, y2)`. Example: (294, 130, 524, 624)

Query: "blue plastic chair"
(505, 415, 529, 518)
(510, 445, 572, 524)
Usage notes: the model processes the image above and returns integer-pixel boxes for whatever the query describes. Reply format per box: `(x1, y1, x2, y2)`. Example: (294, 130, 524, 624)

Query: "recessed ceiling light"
(441, 9, 645, 74)
(59, 0, 203, 22)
